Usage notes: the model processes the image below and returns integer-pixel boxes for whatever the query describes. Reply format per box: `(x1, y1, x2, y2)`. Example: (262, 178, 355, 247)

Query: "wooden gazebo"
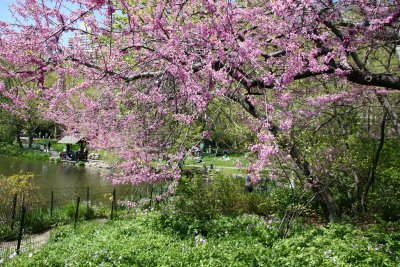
(57, 136, 87, 161)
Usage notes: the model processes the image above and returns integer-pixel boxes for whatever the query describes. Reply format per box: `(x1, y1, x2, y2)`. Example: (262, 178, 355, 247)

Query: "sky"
(0, 0, 16, 23)
(0, 0, 82, 44)
(0, 0, 79, 23)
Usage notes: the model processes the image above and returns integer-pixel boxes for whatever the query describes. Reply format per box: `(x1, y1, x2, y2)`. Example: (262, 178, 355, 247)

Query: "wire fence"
(0, 182, 169, 263)
(0, 173, 269, 263)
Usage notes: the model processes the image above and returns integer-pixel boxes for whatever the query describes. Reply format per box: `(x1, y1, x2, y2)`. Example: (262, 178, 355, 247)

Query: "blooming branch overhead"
(0, 0, 399, 187)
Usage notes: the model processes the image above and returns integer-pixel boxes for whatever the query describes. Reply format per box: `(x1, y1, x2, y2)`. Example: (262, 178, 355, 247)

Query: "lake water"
(0, 155, 114, 190)
(0, 156, 153, 204)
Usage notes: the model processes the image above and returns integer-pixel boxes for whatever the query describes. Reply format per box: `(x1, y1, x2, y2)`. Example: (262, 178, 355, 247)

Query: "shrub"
(369, 167, 400, 220)
(0, 172, 42, 210)
(160, 174, 296, 236)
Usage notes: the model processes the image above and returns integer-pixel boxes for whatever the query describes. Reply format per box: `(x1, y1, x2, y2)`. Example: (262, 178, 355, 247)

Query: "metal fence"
(0, 175, 269, 263)
(0, 183, 169, 263)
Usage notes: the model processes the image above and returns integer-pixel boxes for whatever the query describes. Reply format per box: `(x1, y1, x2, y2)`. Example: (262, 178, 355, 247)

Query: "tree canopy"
(1, 0, 400, 221)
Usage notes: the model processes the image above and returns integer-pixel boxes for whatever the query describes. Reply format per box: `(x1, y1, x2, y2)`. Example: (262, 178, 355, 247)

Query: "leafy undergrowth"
(0, 143, 50, 161)
(5, 212, 400, 267)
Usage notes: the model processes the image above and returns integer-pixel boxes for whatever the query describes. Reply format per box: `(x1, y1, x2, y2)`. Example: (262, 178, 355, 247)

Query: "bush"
(76, 160, 85, 167)
(63, 201, 108, 221)
(160, 174, 243, 235)
(0, 172, 41, 209)
(369, 167, 400, 220)
(160, 174, 298, 236)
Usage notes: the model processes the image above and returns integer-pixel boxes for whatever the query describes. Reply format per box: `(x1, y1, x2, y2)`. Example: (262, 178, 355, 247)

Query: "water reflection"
(0, 155, 115, 196)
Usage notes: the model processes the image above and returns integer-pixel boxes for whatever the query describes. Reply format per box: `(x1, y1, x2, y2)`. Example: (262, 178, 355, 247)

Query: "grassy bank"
(0, 201, 112, 242)
(0, 143, 50, 161)
(33, 140, 120, 162)
(4, 174, 400, 266)
(5, 211, 400, 267)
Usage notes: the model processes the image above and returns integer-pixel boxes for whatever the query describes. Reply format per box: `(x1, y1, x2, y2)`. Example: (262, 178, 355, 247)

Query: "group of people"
(42, 141, 51, 152)
(59, 147, 88, 161)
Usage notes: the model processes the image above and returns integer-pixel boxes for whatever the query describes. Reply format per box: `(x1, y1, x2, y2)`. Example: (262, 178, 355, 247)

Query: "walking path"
(0, 230, 50, 260)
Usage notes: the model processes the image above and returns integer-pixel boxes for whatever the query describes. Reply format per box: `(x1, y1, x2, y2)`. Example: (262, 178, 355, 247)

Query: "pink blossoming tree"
(1, 0, 399, 221)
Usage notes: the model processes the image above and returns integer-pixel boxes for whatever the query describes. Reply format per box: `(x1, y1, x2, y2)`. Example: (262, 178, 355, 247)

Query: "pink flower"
(202, 130, 213, 139)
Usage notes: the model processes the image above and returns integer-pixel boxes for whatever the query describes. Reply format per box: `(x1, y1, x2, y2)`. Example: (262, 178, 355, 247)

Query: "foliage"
(369, 167, 400, 221)
(0, 143, 50, 161)
(0, 0, 399, 186)
(5, 212, 399, 267)
(0, 200, 111, 242)
(76, 160, 85, 167)
(159, 174, 299, 236)
(0, 172, 40, 207)
(0, 0, 400, 225)
(0, 109, 17, 144)
(270, 223, 400, 267)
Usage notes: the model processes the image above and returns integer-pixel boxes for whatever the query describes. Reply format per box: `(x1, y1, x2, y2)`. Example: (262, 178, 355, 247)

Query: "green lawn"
(184, 154, 250, 167)
(33, 140, 119, 162)
(33, 139, 80, 152)
(30, 140, 249, 171)
(0, 142, 50, 160)
(151, 154, 250, 176)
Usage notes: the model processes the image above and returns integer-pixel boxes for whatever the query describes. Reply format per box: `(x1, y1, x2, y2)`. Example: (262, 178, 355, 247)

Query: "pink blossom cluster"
(0, 0, 398, 186)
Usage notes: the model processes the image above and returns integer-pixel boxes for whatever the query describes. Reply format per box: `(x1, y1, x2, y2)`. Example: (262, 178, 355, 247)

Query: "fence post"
(86, 187, 90, 218)
(50, 191, 54, 218)
(110, 188, 116, 220)
(10, 194, 17, 230)
(74, 197, 80, 229)
(16, 206, 26, 255)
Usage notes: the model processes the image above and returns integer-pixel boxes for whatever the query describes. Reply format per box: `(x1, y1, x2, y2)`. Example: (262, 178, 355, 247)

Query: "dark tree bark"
(229, 93, 341, 222)
(360, 111, 387, 211)
(377, 94, 400, 135)
(15, 126, 23, 149)
(353, 170, 361, 212)
(28, 132, 33, 148)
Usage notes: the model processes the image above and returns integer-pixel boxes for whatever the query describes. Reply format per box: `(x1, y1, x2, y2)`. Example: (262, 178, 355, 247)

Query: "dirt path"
(0, 230, 50, 260)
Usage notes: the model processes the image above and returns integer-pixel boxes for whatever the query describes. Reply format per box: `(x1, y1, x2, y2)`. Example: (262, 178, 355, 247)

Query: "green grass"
(0, 201, 112, 242)
(33, 140, 120, 163)
(183, 154, 250, 176)
(5, 212, 400, 267)
(33, 139, 80, 153)
(95, 149, 120, 162)
(0, 142, 50, 161)
(152, 154, 250, 176)
(185, 154, 250, 167)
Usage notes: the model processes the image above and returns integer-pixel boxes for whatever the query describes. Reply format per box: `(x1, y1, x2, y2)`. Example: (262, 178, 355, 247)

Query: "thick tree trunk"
(313, 184, 340, 222)
(54, 124, 58, 139)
